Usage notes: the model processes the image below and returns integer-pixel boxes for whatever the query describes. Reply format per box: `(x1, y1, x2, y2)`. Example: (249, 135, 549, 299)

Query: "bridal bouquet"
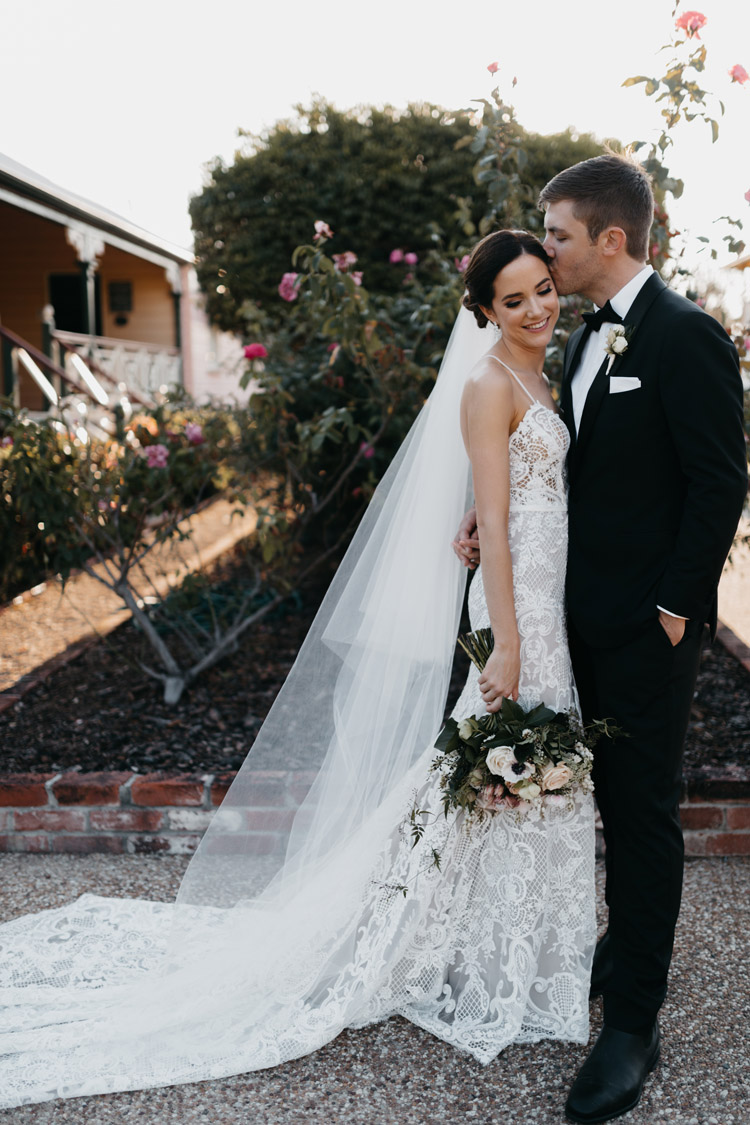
(427, 628, 621, 824)
(384, 629, 623, 896)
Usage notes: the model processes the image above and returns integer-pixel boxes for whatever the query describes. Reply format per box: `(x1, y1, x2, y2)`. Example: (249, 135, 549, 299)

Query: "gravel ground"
(1, 548, 748, 777)
(0, 854, 747, 1124)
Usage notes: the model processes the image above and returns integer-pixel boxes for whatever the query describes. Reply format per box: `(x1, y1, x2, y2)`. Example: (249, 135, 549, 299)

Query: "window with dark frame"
(108, 281, 133, 313)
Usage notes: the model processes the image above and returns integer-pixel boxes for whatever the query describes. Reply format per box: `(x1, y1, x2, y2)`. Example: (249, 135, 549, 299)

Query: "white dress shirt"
(571, 265, 685, 621)
(571, 265, 654, 434)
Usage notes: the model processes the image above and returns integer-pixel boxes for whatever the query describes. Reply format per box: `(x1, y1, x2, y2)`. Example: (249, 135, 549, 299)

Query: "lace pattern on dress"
(0, 395, 595, 1108)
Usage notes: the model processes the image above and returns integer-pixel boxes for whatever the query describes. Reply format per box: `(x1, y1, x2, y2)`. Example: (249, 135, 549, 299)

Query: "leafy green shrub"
(190, 97, 605, 332)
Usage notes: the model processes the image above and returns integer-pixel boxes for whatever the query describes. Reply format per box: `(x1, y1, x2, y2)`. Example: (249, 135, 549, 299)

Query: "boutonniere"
(604, 325, 632, 373)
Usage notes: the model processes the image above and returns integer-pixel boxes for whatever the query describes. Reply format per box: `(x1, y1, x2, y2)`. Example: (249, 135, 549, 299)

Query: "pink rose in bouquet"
(540, 762, 573, 791)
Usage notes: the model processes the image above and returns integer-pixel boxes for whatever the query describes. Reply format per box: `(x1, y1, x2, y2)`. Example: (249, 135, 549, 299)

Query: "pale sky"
(3, 0, 749, 283)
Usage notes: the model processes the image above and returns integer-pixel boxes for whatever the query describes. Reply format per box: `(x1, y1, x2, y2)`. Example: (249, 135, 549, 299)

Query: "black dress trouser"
(568, 615, 704, 1034)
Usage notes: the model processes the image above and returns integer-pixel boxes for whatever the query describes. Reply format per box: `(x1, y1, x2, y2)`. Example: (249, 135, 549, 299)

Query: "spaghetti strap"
(487, 354, 538, 405)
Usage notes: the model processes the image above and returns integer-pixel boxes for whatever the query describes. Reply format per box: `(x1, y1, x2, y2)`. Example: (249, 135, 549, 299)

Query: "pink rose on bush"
(359, 441, 375, 459)
(278, 272, 300, 302)
(454, 254, 471, 273)
(675, 10, 706, 37)
(185, 422, 204, 445)
(333, 251, 358, 271)
(404, 252, 418, 266)
(487, 61, 499, 75)
(0, 435, 12, 448)
(244, 343, 268, 360)
(389, 248, 404, 264)
(313, 220, 333, 241)
(729, 64, 749, 85)
(145, 443, 169, 469)
(351, 271, 363, 287)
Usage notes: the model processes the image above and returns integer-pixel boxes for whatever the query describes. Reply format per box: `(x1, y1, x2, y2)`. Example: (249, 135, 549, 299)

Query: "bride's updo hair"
(463, 230, 551, 328)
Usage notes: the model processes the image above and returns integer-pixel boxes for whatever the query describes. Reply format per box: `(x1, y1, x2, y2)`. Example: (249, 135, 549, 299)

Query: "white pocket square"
(609, 375, 641, 394)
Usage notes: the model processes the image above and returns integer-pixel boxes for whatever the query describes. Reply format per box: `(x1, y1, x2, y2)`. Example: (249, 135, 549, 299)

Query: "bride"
(0, 230, 595, 1108)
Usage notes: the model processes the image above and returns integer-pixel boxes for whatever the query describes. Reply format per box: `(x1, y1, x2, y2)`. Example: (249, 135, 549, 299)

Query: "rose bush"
(0, 394, 262, 700)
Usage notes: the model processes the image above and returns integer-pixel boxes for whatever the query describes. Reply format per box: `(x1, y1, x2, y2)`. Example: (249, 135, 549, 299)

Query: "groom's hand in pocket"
(658, 609, 687, 646)
(452, 506, 480, 568)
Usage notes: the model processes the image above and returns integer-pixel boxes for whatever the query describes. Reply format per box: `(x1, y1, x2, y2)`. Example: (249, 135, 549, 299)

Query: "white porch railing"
(52, 331, 182, 398)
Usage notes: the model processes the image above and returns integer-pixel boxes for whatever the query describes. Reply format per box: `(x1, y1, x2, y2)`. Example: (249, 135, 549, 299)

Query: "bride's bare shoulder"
(463, 355, 515, 410)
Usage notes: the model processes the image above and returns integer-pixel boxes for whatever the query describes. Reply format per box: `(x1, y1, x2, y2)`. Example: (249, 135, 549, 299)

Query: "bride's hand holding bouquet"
(478, 634, 520, 709)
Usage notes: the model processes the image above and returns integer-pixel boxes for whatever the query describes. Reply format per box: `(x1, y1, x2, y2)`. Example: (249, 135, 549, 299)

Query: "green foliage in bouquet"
(431, 627, 622, 820)
(389, 629, 623, 896)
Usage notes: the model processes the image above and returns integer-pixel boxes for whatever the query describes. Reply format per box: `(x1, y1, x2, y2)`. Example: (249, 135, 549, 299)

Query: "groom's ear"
(599, 227, 628, 257)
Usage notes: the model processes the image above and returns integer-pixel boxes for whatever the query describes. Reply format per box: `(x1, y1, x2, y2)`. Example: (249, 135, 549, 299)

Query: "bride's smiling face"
(482, 254, 559, 350)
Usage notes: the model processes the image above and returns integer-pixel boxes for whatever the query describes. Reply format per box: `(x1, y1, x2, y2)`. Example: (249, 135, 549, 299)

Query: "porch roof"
(0, 152, 193, 267)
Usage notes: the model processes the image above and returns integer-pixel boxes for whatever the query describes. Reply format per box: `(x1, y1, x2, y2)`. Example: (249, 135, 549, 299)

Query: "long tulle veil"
(176, 304, 491, 913)
(0, 306, 501, 1107)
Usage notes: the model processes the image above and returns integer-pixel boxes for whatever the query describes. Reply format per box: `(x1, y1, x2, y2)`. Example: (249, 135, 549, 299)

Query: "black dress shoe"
(565, 1021, 660, 1124)
(589, 931, 613, 999)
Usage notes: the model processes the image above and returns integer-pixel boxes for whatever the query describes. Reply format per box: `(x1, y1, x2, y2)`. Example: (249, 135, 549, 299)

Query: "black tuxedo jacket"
(561, 272, 748, 648)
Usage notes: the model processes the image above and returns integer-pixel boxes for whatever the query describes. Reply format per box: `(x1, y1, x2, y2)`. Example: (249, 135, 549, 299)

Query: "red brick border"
(0, 767, 747, 856)
(1, 614, 748, 856)
(0, 769, 317, 856)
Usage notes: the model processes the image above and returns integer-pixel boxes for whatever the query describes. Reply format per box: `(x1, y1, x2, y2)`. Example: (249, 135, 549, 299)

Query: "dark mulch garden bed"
(1, 547, 748, 777)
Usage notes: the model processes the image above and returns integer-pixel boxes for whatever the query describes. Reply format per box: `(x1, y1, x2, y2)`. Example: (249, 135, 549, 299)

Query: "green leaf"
(500, 697, 525, 723)
(435, 720, 459, 753)
(525, 703, 557, 726)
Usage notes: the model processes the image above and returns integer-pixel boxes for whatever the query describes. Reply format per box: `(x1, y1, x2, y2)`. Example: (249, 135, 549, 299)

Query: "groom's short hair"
(538, 151, 654, 261)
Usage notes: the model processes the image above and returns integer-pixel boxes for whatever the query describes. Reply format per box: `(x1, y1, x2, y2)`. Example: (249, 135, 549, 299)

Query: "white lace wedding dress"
(0, 367, 595, 1108)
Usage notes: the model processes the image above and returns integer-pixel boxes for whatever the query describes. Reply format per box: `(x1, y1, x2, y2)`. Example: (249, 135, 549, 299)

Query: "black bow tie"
(581, 301, 624, 333)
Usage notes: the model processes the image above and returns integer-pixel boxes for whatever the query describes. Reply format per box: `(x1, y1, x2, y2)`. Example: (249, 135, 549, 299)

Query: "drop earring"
(490, 320, 502, 340)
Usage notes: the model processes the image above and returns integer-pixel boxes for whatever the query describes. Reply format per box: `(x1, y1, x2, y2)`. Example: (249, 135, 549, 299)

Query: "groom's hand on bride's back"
(452, 506, 480, 568)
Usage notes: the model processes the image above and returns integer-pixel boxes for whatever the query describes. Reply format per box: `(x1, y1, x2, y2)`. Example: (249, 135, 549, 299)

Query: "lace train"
(0, 398, 596, 1107)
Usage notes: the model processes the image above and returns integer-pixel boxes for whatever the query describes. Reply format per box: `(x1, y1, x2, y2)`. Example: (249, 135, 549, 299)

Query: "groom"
(454, 152, 747, 1123)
